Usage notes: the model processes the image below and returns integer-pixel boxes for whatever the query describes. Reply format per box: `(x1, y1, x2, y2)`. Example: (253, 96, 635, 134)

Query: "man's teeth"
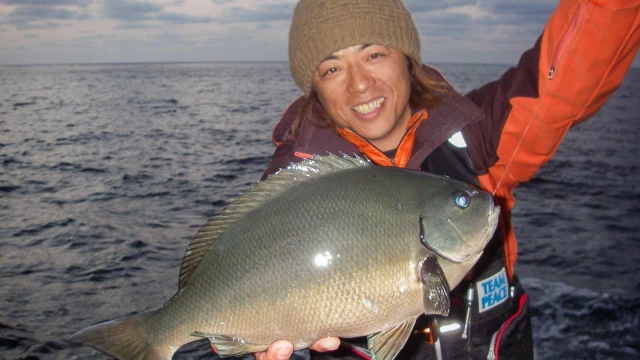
(352, 98, 384, 114)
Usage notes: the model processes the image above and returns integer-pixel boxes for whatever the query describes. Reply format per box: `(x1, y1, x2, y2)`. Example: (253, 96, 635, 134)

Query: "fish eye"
(453, 192, 471, 209)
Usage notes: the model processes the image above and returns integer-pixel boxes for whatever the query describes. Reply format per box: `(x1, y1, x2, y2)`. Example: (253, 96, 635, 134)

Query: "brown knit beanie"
(289, 0, 421, 94)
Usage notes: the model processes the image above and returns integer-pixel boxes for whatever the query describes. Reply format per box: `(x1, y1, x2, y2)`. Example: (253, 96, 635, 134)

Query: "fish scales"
(168, 166, 426, 342)
(68, 155, 498, 360)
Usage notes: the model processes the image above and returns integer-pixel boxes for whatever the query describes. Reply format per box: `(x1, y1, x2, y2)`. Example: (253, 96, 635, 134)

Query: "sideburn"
(289, 90, 334, 141)
(407, 58, 450, 110)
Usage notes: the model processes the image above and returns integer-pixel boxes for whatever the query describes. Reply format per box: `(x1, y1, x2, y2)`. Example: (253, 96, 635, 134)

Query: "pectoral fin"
(190, 332, 265, 358)
(420, 256, 450, 316)
(366, 318, 416, 360)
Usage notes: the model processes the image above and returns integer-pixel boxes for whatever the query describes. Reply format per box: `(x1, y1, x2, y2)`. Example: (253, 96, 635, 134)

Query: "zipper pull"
(548, 65, 555, 80)
(461, 287, 474, 339)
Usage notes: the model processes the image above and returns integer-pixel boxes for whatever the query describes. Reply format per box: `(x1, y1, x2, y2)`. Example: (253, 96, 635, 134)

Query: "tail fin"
(67, 310, 174, 360)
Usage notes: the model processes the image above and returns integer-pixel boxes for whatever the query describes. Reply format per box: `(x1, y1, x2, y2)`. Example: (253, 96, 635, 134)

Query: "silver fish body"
(68, 155, 499, 360)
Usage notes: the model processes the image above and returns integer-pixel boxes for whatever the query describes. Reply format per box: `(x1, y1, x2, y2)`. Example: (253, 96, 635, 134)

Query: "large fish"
(68, 155, 499, 360)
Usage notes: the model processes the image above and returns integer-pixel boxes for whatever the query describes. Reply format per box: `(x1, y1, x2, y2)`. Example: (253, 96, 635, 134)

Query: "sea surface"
(1, 62, 638, 360)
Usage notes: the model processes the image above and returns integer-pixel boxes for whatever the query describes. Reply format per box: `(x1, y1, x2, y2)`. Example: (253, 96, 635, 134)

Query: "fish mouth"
(461, 204, 500, 261)
(421, 204, 501, 264)
(352, 97, 384, 114)
(485, 205, 500, 243)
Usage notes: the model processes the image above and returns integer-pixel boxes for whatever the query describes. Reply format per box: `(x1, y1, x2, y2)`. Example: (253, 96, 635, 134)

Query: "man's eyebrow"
(322, 54, 338, 62)
(320, 44, 374, 62)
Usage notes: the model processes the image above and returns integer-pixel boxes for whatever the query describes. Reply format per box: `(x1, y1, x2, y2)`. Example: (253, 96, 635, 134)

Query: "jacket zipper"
(486, 331, 499, 360)
(548, 2, 586, 80)
(486, 293, 528, 360)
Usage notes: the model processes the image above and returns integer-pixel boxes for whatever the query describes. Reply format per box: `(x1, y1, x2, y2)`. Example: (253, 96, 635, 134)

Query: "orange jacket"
(470, 0, 640, 279)
(263, 0, 640, 279)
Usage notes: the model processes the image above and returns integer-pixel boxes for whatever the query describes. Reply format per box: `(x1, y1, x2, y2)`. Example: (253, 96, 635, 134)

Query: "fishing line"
(491, 75, 554, 197)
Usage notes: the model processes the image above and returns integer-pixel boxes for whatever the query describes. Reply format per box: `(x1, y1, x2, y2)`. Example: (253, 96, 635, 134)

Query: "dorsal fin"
(177, 154, 370, 289)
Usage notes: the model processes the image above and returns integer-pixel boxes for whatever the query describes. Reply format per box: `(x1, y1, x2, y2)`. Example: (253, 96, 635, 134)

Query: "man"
(239, 0, 640, 359)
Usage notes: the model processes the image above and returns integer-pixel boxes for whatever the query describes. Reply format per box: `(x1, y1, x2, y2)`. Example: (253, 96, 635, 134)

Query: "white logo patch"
(447, 131, 467, 148)
(476, 268, 508, 313)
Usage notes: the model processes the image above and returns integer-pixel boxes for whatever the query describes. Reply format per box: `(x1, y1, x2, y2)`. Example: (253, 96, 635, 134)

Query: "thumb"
(256, 340, 294, 360)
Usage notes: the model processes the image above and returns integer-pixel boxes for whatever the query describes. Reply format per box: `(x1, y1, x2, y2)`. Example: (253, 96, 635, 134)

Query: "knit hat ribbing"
(288, 0, 421, 94)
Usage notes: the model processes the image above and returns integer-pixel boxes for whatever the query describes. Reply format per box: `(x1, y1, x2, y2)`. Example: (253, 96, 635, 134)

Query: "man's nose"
(347, 64, 374, 93)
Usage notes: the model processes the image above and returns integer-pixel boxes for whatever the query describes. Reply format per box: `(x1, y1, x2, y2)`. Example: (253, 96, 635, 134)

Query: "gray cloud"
(157, 12, 211, 24)
(102, 0, 162, 21)
(416, 11, 474, 38)
(0, 0, 83, 5)
(102, 0, 213, 25)
(408, 0, 555, 30)
(212, 0, 235, 4)
(215, 3, 294, 23)
(9, 6, 75, 20)
(0, 0, 93, 29)
(480, 0, 557, 16)
(413, 0, 554, 41)
(113, 21, 150, 29)
(12, 20, 65, 30)
(3, 5, 85, 29)
(477, 13, 549, 27)
(405, 0, 477, 13)
(477, 0, 556, 26)
(423, 11, 474, 26)
(256, 22, 272, 30)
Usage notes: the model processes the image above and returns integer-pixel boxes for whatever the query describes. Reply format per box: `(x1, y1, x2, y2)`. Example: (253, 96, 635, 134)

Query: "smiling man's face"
(312, 44, 412, 152)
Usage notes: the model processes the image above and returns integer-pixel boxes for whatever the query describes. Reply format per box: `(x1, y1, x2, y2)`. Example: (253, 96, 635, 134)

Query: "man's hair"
(286, 57, 451, 141)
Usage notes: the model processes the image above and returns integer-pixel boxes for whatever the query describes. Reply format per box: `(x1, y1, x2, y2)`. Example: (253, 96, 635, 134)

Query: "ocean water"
(0, 62, 638, 360)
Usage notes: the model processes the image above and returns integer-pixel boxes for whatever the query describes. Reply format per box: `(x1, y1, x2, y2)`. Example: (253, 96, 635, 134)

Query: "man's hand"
(254, 337, 341, 360)
(211, 337, 340, 360)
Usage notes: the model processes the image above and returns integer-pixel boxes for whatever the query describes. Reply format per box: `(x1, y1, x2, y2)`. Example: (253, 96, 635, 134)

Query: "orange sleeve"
(478, 0, 640, 278)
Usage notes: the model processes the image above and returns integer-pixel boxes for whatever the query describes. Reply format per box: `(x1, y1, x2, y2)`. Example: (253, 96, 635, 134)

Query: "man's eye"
(322, 68, 338, 77)
(370, 52, 388, 60)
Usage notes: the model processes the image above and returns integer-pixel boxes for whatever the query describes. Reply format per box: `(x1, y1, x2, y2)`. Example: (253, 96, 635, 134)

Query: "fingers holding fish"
(254, 337, 340, 360)
(254, 340, 293, 360)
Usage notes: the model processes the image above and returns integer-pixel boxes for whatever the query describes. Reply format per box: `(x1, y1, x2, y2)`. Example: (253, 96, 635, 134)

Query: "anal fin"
(366, 318, 416, 360)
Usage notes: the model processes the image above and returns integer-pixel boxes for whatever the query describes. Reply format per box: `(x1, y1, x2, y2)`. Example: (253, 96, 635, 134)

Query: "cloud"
(3, 4, 85, 29)
(156, 12, 211, 24)
(480, 0, 557, 16)
(102, 0, 162, 21)
(408, 0, 555, 35)
(101, 0, 213, 25)
(10, 20, 66, 30)
(405, 0, 477, 13)
(211, 0, 235, 4)
(413, 0, 554, 41)
(477, 0, 556, 26)
(9, 6, 76, 20)
(0, 0, 83, 5)
(215, 2, 294, 23)
(416, 11, 475, 38)
(423, 11, 474, 26)
(0, 0, 93, 29)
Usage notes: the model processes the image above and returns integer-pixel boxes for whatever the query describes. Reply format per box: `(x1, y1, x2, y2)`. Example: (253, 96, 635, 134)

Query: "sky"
(0, 0, 638, 67)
